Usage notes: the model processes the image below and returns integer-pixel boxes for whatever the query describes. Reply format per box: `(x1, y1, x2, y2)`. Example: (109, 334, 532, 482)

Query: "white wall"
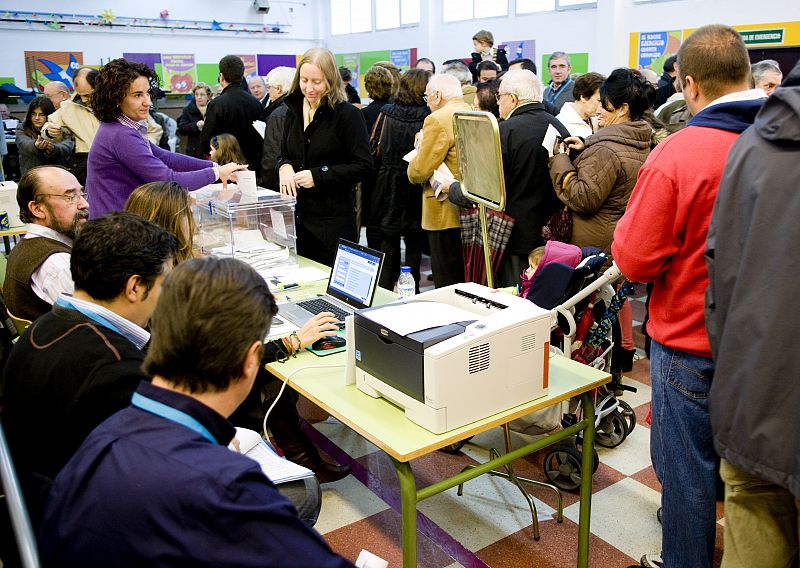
(324, 0, 799, 76)
(0, 0, 323, 84)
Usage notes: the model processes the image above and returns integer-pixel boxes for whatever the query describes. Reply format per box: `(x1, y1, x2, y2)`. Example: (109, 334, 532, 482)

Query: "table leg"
(3, 236, 10, 256)
(577, 391, 596, 568)
(392, 458, 417, 568)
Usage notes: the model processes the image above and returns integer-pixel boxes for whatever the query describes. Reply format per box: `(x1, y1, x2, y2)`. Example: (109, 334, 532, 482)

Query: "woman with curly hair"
(86, 58, 246, 218)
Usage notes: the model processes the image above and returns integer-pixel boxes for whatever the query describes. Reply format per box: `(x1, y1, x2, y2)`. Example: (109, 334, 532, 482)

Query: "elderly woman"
(177, 83, 212, 158)
(16, 96, 73, 175)
(361, 65, 394, 133)
(86, 59, 245, 217)
(548, 68, 655, 252)
(555, 72, 605, 138)
(260, 66, 296, 189)
(278, 48, 372, 267)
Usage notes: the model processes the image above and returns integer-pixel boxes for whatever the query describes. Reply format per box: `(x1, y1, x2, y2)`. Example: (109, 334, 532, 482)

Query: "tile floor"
(294, 279, 725, 567)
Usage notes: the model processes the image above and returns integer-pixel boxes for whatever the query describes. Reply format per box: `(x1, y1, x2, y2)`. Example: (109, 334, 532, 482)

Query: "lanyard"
(55, 296, 123, 335)
(547, 78, 573, 104)
(131, 392, 218, 444)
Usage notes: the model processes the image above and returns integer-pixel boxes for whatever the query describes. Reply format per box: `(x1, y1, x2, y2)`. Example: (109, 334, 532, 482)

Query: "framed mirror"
(452, 111, 506, 212)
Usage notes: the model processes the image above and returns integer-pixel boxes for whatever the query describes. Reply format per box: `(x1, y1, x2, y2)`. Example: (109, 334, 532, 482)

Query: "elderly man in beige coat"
(407, 74, 471, 288)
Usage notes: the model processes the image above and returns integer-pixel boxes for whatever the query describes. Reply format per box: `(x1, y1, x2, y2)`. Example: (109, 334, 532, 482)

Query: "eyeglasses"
(37, 191, 88, 204)
(495, 92, 513, 102)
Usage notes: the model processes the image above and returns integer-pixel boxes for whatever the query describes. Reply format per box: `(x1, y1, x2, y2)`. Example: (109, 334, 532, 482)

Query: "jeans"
(650, 340, 717, 568)
(719, 459, 799, 568)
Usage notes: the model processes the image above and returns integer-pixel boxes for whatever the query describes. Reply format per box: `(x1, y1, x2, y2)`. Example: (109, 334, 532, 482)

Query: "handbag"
(368, 112, 386, 159)
(542, 206, 573, 243)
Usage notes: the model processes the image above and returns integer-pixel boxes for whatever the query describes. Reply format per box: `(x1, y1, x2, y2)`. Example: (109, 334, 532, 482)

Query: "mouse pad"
(305, 330, 347, 357)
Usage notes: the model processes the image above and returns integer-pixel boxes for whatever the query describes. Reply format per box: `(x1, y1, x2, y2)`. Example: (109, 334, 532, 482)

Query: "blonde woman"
(178, 82, 212, 158)
(277, 47, 372, 267)
(125, 181, 196, 263)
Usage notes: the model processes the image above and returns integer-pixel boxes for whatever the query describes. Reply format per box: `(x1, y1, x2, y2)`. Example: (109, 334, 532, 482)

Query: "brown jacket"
(549, 119, 651, 251)
(407, 99, 472, 231)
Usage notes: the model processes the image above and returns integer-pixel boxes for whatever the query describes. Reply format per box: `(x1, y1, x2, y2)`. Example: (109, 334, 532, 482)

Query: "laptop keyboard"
(297, 298, 351, 322)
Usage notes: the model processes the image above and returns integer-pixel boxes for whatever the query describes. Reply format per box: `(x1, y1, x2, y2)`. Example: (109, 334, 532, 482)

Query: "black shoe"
(313, 460, 352, 484)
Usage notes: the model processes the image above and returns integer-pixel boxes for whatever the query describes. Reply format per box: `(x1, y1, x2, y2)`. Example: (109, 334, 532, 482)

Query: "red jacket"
(612, 95, 763, 356)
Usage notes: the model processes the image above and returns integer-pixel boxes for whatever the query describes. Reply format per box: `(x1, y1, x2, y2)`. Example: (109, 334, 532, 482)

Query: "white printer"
(353, 283, 551, 434)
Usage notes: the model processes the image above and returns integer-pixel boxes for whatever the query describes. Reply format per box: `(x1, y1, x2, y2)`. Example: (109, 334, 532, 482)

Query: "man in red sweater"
(612, 25, 765, 568)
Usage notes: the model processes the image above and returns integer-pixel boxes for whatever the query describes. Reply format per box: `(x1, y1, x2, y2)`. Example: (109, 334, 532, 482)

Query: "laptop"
(278, 239, 385, 328)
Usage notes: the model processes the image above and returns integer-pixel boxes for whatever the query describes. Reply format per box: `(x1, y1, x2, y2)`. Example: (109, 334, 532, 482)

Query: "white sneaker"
(640, 553, 663, 567)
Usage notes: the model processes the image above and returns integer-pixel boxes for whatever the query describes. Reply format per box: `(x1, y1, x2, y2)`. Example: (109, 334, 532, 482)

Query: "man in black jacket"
(495, 69, 569, 287)
(1, 212, 177, 525)
(705, 59, 800, 568)
(653, 54, 678, 109)
(201, 55, 264, 173)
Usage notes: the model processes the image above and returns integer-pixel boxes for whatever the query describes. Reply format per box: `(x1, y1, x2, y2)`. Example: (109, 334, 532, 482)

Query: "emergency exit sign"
(739, 29, 784, 45)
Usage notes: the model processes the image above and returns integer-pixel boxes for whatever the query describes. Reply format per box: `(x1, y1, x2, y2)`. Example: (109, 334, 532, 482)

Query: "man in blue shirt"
(40, 256, 354, 567)
(543, 52, 575, 115)
(2, 212, 177, 527)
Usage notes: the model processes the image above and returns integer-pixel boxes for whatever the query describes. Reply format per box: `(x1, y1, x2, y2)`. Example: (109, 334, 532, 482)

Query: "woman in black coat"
(368, 69, 431, 291)
(278, 48, 372, 267)
(177, 83, 211, 158)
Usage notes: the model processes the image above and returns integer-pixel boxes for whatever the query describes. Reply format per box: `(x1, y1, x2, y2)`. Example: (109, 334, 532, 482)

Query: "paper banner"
(162, 54, 197, 94)
(390, 49, 411, 70)
(638, 31, 681, 73)
(24, 51, 84, 90)
(238, 55, 258, 77)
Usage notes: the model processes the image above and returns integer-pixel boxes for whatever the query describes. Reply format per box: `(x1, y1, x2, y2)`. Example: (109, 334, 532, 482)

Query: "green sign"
(739, 29, 784, 45)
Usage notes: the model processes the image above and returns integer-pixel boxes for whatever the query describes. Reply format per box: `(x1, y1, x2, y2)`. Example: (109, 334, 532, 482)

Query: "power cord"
(261, 363, 345, 438)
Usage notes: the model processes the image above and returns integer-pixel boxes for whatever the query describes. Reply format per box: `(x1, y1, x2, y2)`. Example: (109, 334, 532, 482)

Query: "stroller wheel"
(573, 435, 600, 473)
(543, 446, 584, 492)
(595, 409, 628, 448)
(617, 400, 636, 435)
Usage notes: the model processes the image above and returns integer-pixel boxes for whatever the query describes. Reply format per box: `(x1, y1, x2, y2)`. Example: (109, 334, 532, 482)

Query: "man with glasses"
(4, 165, 89, 321)
(495, 69, 569, 286)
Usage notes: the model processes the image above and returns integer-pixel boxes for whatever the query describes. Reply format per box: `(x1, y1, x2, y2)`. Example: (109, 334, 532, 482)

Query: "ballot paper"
(363, 301, 478, 336)
(542, 123, 562, 158)
(230, 427, 313, 483)
(252, 120, 266, 139)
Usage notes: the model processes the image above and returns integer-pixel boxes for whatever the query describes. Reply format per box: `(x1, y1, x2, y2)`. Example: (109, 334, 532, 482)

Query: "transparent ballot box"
(194, 185, 298, 273)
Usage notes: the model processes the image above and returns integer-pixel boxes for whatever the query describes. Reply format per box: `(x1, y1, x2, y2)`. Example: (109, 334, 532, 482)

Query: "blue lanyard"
(547, 78, 573, 103)
(55, 296, 123, 335)
(131, 392, 218, 444)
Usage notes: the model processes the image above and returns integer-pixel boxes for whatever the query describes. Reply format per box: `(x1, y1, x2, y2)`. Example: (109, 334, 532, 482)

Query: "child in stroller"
(515, 241, 638, 491)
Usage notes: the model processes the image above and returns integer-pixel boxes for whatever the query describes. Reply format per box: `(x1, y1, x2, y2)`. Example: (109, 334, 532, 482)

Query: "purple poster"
(257, 54, 298, 76)
(497, 40, 536, 63)
(122, 53, 162, 71)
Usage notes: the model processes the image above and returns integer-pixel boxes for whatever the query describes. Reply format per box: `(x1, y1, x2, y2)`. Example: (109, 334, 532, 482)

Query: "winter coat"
(260, 103, 288, 191)
(705, 61, 800, 499)
(177, 100, 205, 158)
(278, 90, 372, 266)
(500, 102, 569, 255)
(361, 99, 391, 134)
(407, 98, 472, 231)
(15, 124, 73, 175)
(200, 84, 264, 170)
(369, 103, 429, 235)
(549, 119, 652, 251)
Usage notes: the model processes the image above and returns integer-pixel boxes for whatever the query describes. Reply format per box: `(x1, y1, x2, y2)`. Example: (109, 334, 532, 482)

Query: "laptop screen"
(327, 240, 384, 308)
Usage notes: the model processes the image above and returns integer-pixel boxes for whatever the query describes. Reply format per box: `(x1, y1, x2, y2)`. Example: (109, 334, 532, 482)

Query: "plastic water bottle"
(397, 266, 415, 300)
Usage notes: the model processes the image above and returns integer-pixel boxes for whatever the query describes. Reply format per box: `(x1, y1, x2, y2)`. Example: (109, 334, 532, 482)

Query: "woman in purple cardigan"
(86, 59, 246, 218)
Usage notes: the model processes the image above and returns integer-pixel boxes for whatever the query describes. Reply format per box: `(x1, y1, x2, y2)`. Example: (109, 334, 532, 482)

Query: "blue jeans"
(650, 340, 717, 568)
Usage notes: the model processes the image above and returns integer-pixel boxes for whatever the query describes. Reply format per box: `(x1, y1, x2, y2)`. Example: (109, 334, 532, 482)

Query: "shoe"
(640, 552, 663, 567)
(313, 460, 352, 484)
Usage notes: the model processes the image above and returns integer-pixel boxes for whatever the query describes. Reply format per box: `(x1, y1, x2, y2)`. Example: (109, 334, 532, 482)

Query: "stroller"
(522, 242, 638, 492)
